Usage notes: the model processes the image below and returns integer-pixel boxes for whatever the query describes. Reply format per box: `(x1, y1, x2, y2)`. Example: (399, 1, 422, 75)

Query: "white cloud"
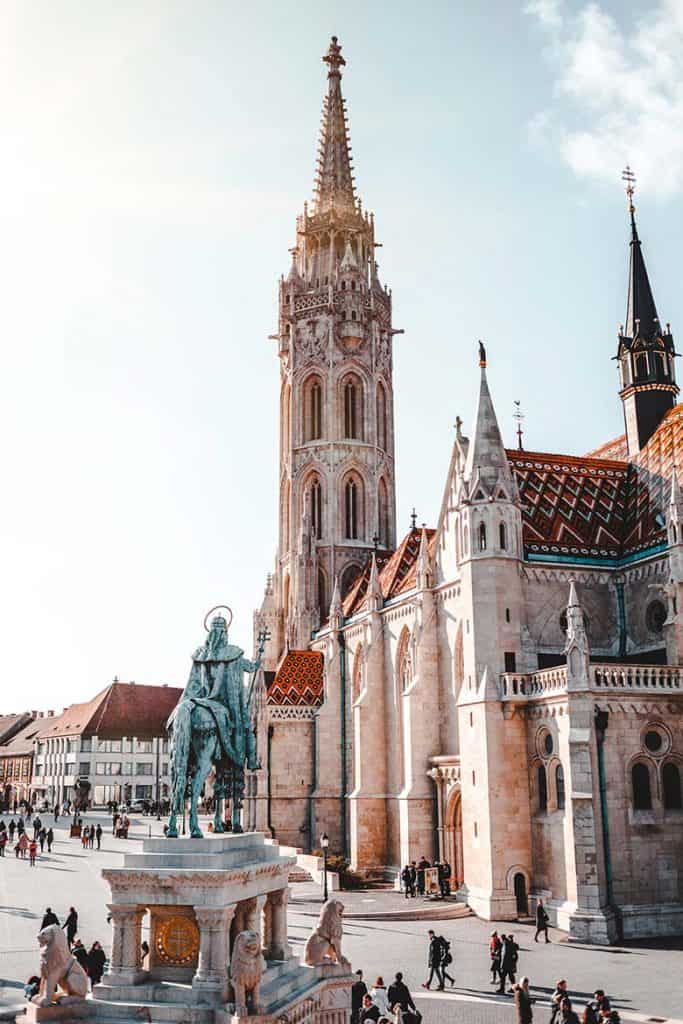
(525, 0, 683, 197)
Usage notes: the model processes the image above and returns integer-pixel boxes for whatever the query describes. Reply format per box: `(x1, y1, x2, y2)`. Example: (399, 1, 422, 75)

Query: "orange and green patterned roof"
(267, 651, 324, 707)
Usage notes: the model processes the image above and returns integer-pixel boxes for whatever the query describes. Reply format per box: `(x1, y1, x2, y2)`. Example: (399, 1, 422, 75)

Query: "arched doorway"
(514, 872, 528, 916)
(444, 788, 464, 889)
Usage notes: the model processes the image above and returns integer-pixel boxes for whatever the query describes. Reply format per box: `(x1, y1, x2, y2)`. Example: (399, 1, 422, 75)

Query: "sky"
(2, 0, 683, 708)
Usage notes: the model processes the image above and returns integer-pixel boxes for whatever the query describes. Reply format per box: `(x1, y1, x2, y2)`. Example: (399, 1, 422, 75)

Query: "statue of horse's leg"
(213, 762, 225, 834)
(232, 768, 245, 834)
(189, 740, 213, 838)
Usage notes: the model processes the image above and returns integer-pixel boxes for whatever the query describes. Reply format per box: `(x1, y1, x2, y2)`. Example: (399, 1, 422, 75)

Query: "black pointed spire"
(624, 206, 660, 343)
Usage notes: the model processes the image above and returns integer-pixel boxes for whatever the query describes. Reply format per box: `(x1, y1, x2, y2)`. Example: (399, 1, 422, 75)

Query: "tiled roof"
(0, 718, 43, 756)
(342, 528, 438, 617)
(267, 651, 324, 707)
(37, 683, 183, 739)
(508, 405, 683, 562)
(585, 435, 628, 460)
(0, 714, 32, 745)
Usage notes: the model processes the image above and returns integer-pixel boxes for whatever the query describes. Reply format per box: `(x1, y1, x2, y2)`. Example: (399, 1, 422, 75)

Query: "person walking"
(401, 864, 414, 898)
(490, 931, 502, 985)
(53, 805, 59, 823)
(8, 819, 15, 842)
(360, 995, 380, 1024)
(41, 907, 59, 929)
(370, 978, 390, 1016)
(16, 832, 29, 858)
(593, 992, 611, 1017)
(421, 929, 445, 990)
(38, 828, 46, 853)
(416, 856, 429, 896)
(112, 812, 119, 836)
(535, 900, 550, 943)
(514, 978, 534, 1024)
(88, 942, 106, 986)
(351, 970, 368, 1024)
(46, 827, 54, 853)
(95, 824, 102, 851)
(0, 832, 7, 858)
(81, 826, 89, 849)
(560, 999, 579, 1024)
(387, 973, 417, 1016)
(440, 936, 455, 987)
(497, 934, 517, 994)
(582, 1006, 599, 1024)
(29, 838, 38, 866)
(63, 907, 78, 948)
(88, 827, 95, 849)
(550, 981, 569, 1024)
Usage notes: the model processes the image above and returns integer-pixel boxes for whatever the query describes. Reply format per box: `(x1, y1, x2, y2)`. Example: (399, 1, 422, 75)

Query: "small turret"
(564, 580, 590, 690)
(329, 576, 343, 631)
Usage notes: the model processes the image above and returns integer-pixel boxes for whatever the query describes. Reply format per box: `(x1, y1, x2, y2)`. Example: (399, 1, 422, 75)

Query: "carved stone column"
(266, 888, 289, 961)
(105, 905, 146, 984)
(242, 895, 267, 942)
(192, 906, 234, 1001)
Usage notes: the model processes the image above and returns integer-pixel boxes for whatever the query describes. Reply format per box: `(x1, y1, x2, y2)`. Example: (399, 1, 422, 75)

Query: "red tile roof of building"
(585, 435, 628, 460)
(341, 528, 438, 617)
(37, 682, 183, 739)
(267, 651, 324, 707)
(0, 714, 32, 745)
(0, 718, 44, 756)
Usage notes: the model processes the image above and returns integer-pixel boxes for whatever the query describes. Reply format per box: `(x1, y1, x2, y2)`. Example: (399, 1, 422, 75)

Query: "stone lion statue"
(230, 930, 264, 1017)
(32, 924, 89, 1006)
(303, 899, 349, 967)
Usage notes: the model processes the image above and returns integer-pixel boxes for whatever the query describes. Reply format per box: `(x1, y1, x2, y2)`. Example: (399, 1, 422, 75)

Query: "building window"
(352, 646, 364, 702)
(317, 568, 327, 616)
(340, 563, 361, 598)
(556, 764, 565, 809)
(78, 762, 90, 777)
(646, 600, 667, 635)
(478, 522, 487, 551)
(504, 652, 516, 673)
(344, 478, 361, 539)
(376, 383, 388, 450)
(632, 762, 652, 810)
(122, 763, 133, 775)
(635, 353, 648, 378)
(663, 762, 682, 810)
(378, 478, 389, 547)
(308, 476, 322, 539)
(499, 522, 507, 550)
(135, 785, 153, 800)
(538, 764, 548, 812)
(304, 377, 323, 441)
(136, 740, 153, 753)
(505, 608, 511, 623)
(343, 377, 363, 439)
(644, 729, 664, 753)
(136, 763, 153, 776)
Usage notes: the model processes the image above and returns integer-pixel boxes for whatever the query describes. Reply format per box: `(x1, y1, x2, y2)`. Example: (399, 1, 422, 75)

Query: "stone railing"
(500, 667, 568, 701)
(591, 663, 683, 691)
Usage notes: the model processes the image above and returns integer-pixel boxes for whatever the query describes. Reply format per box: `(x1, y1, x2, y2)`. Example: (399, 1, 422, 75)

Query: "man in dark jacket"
(72, 940, 90, 973)
(95, 824, 103, 850)
(351, 970, 368, 1024)
(416, 857, 430, 896)
(41, 907, 59, 929)
(359, 995, 380, 1024)
(421, 930, 445, 990)
(514, 978, 533, 1024)
(550, 980, 568, 1024)
(401, 864, 415, 898)
(535, 899, 550, 943)
(388, 972, 416, 1014)
(497, 934, 518, 994)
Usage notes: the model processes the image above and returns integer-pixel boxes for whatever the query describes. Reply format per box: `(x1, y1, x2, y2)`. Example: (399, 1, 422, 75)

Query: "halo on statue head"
(203, 605, 233, 632)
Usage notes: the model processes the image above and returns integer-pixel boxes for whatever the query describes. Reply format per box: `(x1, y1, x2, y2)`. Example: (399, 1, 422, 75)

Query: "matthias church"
(246, 38, 683, 943)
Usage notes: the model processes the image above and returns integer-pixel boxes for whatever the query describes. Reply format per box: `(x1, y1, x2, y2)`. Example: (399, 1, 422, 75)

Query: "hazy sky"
(3, 1, 682, 708)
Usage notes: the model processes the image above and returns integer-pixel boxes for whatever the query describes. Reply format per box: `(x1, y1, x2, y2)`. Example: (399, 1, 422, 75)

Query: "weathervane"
(513, 400, 524, 451)
(622, 165, 636, 213)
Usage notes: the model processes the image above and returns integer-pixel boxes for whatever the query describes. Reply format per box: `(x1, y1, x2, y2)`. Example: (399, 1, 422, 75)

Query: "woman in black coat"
(63, 907, 78, 947)
(88, 942, 106, 986)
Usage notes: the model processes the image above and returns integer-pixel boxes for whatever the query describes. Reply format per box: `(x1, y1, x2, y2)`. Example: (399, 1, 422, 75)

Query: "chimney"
(47, 710, 54, 717)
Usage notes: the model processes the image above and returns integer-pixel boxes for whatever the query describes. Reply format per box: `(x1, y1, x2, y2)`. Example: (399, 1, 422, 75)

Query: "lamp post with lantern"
(321, 832, 329, 902)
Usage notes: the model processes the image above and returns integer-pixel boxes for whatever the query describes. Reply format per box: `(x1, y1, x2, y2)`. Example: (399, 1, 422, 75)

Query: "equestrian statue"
(166, 606, 267, 839)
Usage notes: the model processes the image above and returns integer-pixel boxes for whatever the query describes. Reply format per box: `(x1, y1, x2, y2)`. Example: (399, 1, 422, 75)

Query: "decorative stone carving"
(229, 931, 265, 1016)
(32, 925, 88, 1007)
(303, 899, 349, 967)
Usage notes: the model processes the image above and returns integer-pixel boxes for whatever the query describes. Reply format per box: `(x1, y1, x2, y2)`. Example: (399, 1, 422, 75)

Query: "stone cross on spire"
(313, 36, 356, 214)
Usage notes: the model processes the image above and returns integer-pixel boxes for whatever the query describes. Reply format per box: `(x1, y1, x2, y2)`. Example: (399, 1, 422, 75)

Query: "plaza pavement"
(0, 812, 680, 1023)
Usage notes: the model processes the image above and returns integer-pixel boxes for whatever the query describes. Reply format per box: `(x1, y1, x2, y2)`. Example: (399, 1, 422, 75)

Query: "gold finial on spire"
(622, 165, 636, 214)
(478, 340, 487, 368)
(323, 36, 346, 77)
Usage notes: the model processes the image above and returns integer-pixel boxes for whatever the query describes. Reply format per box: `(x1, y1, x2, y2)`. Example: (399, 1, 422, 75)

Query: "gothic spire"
(624, 203, 660, 343)
(313, 37, 356, 214)
(464, 343, 514, 493)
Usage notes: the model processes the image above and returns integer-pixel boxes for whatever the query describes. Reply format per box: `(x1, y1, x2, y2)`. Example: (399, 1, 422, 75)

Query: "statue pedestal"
(86, 833, 352, 1024)
(26, 1002, 89, 1022)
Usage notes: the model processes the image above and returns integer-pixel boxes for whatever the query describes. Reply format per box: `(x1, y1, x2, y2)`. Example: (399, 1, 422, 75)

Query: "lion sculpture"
(230, 930, 265, 1017)
(32, 924, 89, 1006)
(303, 899, 349, 968)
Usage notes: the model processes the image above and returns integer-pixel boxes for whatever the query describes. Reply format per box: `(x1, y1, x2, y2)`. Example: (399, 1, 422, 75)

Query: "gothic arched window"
(340, 562, 361, 598)
(309, 476, 322, 539)
(635, 353, 649, 379)
(397, 628, 413, 692)
(352, 644, 364, 702)
(556, 764, 565, 810)
(479, 522, 487, 551)
(317, 568, 327, 618)
(378, 478, 389, 547)
(281, 382, 291, 453)
(282, 478, 290, 551)
(343, 376, 363, 440)
(376, 382, 388, 451)
(663, 762, 682, 810)
(632, 762, 652, 810)
(303, 376, 323, 442)
(538, 764, 548, 812)
(499, 522, 507, 550)
(344, 475, 363, 540)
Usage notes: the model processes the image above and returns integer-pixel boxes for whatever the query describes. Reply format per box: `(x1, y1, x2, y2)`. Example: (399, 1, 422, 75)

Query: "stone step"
(259, 967, 315, 1005)
(89, 998, 212, 1024)
(264, 974, 320, 1015)
(93, 983, 193, 1005)
(141, 834, 264, 855)
(123, 848, 274, 869)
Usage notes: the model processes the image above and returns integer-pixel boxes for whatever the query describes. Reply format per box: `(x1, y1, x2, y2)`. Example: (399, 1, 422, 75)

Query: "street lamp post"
(321, 832, 329, 902)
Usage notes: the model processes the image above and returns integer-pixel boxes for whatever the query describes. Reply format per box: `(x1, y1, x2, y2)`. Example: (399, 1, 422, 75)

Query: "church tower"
(617, 170, 678, 455)
(273, 37, 398, 651)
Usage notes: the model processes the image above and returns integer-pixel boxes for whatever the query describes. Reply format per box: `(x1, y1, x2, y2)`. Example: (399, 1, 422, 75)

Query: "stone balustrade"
(591, 663, 683, 690)
(500, 667, 568, 700)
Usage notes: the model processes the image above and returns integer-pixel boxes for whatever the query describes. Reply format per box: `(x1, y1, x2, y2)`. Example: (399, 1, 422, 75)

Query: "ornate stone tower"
(617, 172, 678, 455)
(273, 37, 398, 652)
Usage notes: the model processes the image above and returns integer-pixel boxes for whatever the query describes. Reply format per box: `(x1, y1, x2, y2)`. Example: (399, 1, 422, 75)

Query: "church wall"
(623, 570, 668, 654)
(436, 587, 462, 757)
(269, 719, 314, 850)
(526, 704, 570, 903)
(524, 573, 618, 660)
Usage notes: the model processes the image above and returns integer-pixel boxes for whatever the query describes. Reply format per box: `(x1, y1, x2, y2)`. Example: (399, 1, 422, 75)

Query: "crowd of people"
(25, 906, 108, 999)
(400, 856, 452, 898)
(513, 977, 620, 1024)
(353, 970, 421, 1024)
(0, 816, 56, 864)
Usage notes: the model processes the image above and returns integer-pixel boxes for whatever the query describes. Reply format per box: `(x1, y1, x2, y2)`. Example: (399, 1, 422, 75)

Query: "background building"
(0, 714, 50, 807)
(33, 681, 182, 809)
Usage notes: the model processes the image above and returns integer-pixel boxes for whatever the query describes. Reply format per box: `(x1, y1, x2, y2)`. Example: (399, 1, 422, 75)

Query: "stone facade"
(248, 37, 683, 942)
